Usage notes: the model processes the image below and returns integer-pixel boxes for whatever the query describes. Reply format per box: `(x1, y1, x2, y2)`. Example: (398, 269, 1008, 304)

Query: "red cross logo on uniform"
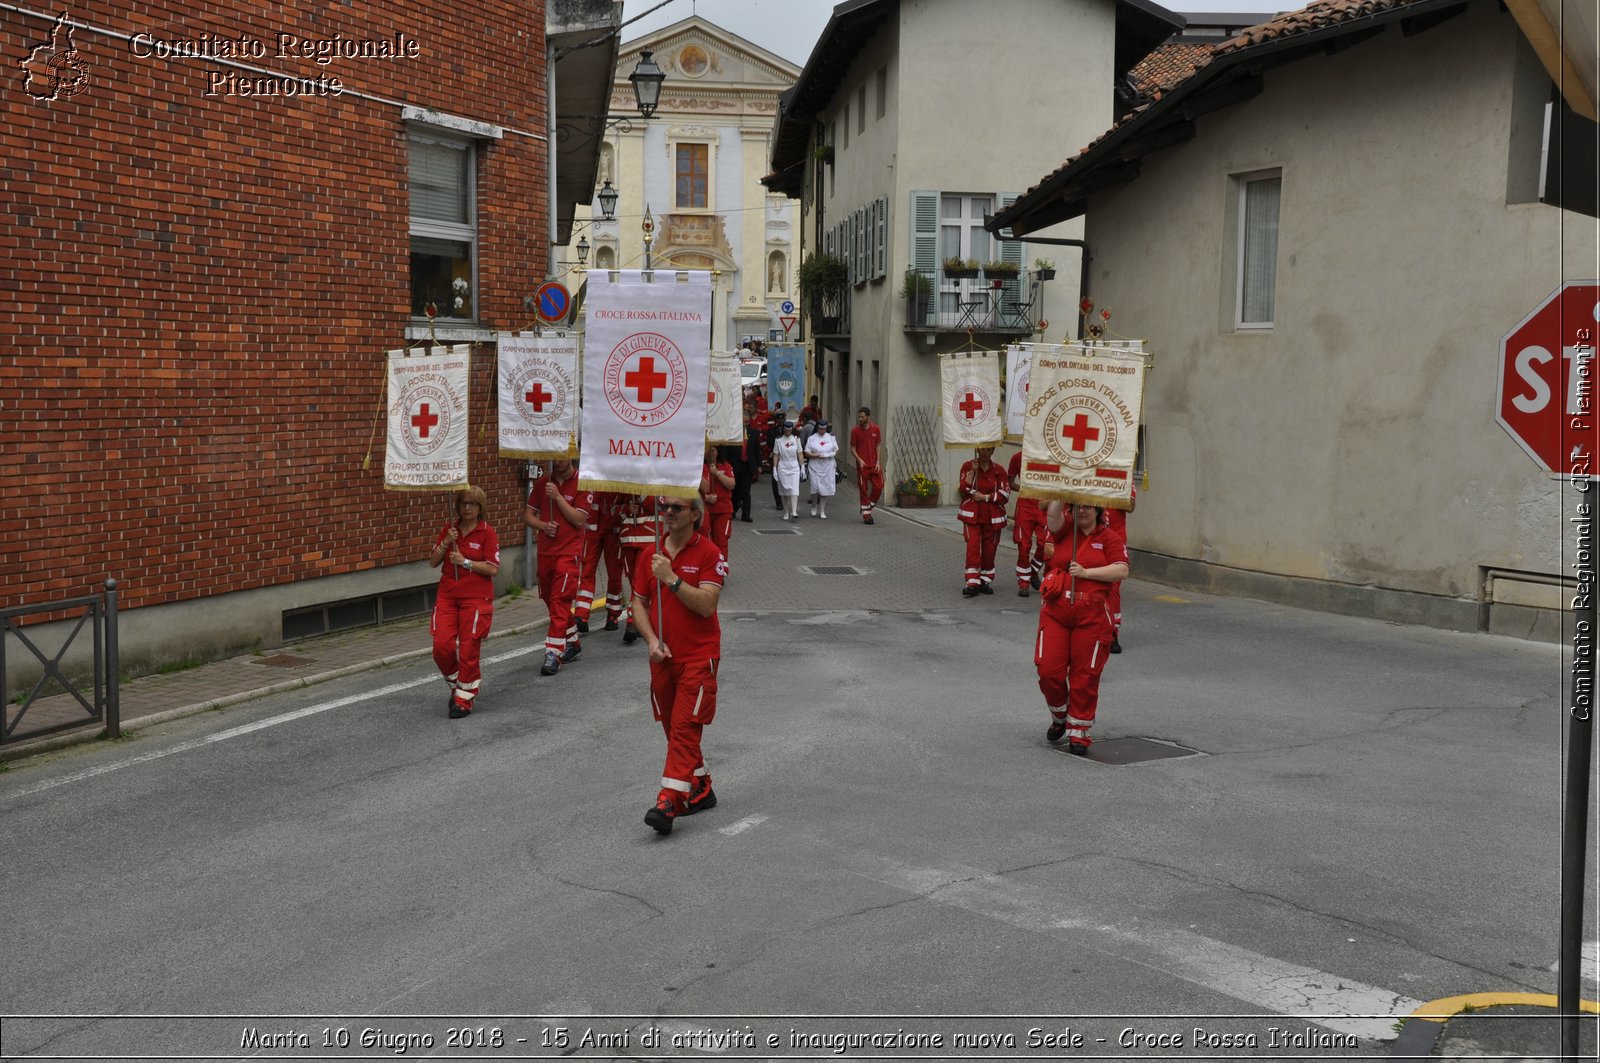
(1061, 413, 1100, 452)
(525, 382, 553, 412)
(412, 403, 439, 439)
(625, 357, 668, 403)
(958, 392, 985, 421)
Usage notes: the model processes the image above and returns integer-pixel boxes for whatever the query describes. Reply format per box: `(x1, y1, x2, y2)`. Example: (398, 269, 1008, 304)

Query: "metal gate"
(1, 578, 120, 746)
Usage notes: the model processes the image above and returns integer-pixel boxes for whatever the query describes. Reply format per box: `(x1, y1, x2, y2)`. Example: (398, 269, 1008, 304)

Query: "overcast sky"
(621, 0, 1295, 67)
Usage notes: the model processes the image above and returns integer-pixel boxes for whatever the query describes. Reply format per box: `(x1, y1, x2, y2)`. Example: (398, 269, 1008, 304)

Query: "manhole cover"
(1055, 736, 1204, 764)
(802, 566, 862, 575)
(754, 529, 800, 535)
(253, 654, 313, 667)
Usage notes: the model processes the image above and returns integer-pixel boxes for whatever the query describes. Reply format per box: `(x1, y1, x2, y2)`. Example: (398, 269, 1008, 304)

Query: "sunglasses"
(659, 502, 690, 514)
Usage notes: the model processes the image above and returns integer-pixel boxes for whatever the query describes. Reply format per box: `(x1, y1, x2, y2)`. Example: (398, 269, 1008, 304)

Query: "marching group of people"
(424, 401, 1132, 833)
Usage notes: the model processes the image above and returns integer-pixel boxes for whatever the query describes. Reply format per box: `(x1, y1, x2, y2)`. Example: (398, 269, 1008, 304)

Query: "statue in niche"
(769, 255, 785, 294)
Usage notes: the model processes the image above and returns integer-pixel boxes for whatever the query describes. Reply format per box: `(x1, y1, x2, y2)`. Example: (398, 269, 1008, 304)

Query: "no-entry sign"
(1496, 282, 1600, 475)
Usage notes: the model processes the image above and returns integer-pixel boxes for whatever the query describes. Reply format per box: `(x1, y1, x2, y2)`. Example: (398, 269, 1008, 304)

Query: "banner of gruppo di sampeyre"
(578, 269, 712, 497)
(385, 345, 470, 491)
(707, 351, 743, 444)
(939, 351, 1004, 448)
(1018, 342, 1146, 510)
(497, 332, 579, 459)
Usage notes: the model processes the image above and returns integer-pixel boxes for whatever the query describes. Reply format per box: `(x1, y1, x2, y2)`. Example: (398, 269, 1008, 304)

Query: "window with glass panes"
(939, 193, 992, 314)
(1236, 173, 1281, 329)
(409, 135, 476, 320)
(676, 143, 709, 209)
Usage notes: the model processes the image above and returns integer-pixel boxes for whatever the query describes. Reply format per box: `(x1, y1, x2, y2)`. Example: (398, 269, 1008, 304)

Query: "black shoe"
(864, 516, 875, 525)
(978, 583, 994, 595)
(1109, 637, 1122, 654)
(449, 701, 470, 719)
(576, 618, 590, 634)
(962, 585, 980, 598)
(740, 515, 753, 523)
(540, 652, 561, 676)
(1046, 720, 1067, 742)
(644, 793, 681, 835)
(1068, 741, 1090, 757)
(684, 775, 717, 815)
(562, 641, 582, 663)
(1018, 587, 1029, 598)
(1030, 570, 1042, 590)
(622, 625, 639, 645)
(604, 617, 619, 632)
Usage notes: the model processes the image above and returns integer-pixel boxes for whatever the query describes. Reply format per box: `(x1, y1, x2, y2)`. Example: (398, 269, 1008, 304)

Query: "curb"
(1390, 992, 1600, 1058)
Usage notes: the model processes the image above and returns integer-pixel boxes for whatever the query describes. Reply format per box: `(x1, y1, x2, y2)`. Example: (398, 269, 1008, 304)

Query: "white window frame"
(1234, 170, 1281, 331)
(408, 130, 479, 324)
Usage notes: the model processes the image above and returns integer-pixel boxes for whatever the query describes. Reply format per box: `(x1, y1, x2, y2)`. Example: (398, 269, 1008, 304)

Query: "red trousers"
(1035, 592, 1115, 744)
(576, 527, 623, 622)
(963, 523, 1002, 586)
(707, 512, 733, 560)
(649, 657, 719, 793)
(432, 594, 493, 707)
(858, 466, 884, 518)
(1014, 511, 1048, 587)
(537, 552, 580, 655)
(621, 544, 647, 627)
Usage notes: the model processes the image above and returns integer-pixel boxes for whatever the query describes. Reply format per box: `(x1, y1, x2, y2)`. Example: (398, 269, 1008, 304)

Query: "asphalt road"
(0, 507, 1589, 1060)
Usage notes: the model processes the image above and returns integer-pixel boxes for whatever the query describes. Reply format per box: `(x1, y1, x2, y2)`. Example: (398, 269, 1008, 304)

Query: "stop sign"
(1497, 282, 1600, 474)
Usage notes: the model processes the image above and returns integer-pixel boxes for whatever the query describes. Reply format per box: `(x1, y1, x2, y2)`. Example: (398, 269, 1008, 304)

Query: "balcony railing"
(903, 267, 1047, 334)
(808, 289, 851, 337)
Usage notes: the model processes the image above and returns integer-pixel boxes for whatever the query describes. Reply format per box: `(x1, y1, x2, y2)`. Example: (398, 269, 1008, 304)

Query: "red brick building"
(3, 0, 619, 672)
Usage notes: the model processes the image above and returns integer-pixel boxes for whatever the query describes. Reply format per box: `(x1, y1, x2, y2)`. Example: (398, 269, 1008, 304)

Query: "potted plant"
(983, 260, 1020, 279)
(1034, 257, 1057, 281)
(812, 143, 834, 165)
(942, 256, 979, 279)
(797, 251, 847, 296)
(893, 472, 942, 507)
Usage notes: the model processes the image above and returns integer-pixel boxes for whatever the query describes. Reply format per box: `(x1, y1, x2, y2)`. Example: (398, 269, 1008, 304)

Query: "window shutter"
(999, 192, 1023, 302)
(857, 207, 868, 284)
(875, 194, 888, 279)
(910, 189, 938, 273)
(824, 224, 835, 258)
(410, 140, 469, 224)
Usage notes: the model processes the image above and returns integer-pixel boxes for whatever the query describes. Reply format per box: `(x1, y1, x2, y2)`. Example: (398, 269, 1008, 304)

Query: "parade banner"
(707, 351, 743, 444)
(497, 332, 579, 459)
(766, 344, 805, 415)
(1019, 342, 1147, 509)
(1004, 343, 1033, 440)
(385, 345, 470, 491)
(578, 270, 713, 497)
(939, 351, 1004, 448)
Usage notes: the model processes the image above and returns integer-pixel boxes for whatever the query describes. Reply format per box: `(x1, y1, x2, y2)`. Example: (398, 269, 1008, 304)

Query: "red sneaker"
(644, 790, 685, 834)
(684, 774, 717, 815)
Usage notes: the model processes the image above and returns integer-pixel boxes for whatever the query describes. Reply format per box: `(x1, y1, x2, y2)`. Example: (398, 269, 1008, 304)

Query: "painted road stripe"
(3, 644, 547, 801)
(841, 850, 1423, 1041)
(718, 814, 769, 836)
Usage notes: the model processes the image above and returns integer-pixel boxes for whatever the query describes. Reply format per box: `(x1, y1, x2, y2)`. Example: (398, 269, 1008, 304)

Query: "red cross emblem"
(958, 391, 985, 421)
(525, 382, 553, 413)
(625, 356, 668, 403)
(1061, 413, 1101, 452)
(412, 403, 439, 439)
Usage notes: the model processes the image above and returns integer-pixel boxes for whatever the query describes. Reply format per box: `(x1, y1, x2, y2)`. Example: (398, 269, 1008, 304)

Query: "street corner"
(1390, 992, 1599, 1060)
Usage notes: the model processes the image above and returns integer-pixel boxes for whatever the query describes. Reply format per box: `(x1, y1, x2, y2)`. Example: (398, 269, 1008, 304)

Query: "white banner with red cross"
(578, 269, 713, 497)
(1004, 343, 1032, 441)
(939, 351, 1004, 448)
(385, 345, 470, 491)
(496, 332, 579, 459)
(1019, 341, 1147, 509)
(707, 351, 743, 444)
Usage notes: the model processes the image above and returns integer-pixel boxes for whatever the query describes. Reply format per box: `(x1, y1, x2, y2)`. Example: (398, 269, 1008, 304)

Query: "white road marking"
(3, 644, 547, 801)
(718, 814, 768, 836)
(842, 850, 1423, 1041)
(1547, 940, 1600, 984)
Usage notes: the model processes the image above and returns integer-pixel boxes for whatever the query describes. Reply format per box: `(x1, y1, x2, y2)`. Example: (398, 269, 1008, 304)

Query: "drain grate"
(253, 654, 314, 667)
(1055, 736, 1204, 764)
(753, 528, 801, 535)
(803, 566, 863, 575)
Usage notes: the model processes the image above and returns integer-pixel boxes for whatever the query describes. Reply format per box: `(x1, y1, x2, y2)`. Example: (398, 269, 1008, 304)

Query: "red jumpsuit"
(431, 520, 500, 712)
(1104, 485, 1135, 634)
(634, 533, 727, 805)
(849, 422, 884, 522)
(528, 471, 590, 659)
(618, 495, 661, 636)
(701, 460, 736, 560)
(1034, 519, 1128, 747)
(1008, 451, 1047, 590)
(576, 490, 625, 628)
(957, 459, 1010, 589)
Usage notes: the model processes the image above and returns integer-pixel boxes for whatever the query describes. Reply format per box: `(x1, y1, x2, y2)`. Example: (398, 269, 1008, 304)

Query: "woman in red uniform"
(1035, 501, 1128, 754)
(428, 485, 500, 720)
(701, 445, 737, 560)
(957, 446, 1009, 596)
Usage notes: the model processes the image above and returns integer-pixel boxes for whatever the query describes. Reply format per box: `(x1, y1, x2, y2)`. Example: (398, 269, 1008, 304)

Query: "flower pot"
(943, 268, 978, 280)
(1036, 269, 1056, 281)
(896, 492, 938, 508)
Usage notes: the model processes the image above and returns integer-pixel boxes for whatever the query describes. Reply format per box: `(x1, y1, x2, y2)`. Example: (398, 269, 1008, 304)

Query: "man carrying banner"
(850, 407, 884, 525)
(1035, 500, 1129, 754)
(575, 491, 625, 634)
(428, 486, 500, 719)
(631, 495, 728, 835)
(1008, 449, 1047, 597)
(957, 446, 1009, 595)
(524, 459, 590, 675)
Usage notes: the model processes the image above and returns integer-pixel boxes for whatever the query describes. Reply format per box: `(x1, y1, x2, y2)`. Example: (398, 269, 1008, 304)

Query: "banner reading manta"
(707, 351, 743, 444)
(497, 333, 579, 459)
(940, 351, 1004, 448)
(385, 346, 469, 491)
(1019, 342, 1146, 509)
(579, 270, 712, 497)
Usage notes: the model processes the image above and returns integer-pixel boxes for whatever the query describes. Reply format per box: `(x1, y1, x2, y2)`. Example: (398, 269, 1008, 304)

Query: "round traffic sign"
(781, 300, 795, 315)
(535, 281, 571, 324)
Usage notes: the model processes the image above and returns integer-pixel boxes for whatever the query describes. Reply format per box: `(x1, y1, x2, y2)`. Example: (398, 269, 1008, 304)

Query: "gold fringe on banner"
(577, 478, 700, 500)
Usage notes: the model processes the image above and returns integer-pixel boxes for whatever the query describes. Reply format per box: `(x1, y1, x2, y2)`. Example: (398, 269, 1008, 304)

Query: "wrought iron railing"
(807, 288, 850, 336)
(2, 579, 120, 746)
(903, 266, 1047, 333)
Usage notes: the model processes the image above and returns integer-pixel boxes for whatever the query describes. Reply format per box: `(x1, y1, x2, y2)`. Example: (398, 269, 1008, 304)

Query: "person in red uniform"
(957, 446, 1009, 596)
(701, 445, 737, 561)
(428, 485, 500, 719)
(1035, 501, 1129, 755)
(1008, 450, 1048, 597)
(616, 493, 660, 644)
(631, 495, 728, 835)
(523, 459, 590, 675)
(849, 407, 884, 525)
(575, 490, 625, 634)
(1104, 485, 1135, 652)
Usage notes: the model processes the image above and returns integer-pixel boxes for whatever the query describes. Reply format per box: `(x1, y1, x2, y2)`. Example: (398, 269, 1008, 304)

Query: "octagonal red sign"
(1497, 282, 1600, 475)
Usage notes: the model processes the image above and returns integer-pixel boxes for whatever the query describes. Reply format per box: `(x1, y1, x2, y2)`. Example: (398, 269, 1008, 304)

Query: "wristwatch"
(670, 577, 684, 593)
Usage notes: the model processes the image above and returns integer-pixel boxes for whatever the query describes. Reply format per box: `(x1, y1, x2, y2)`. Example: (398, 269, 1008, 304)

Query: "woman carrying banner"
(772, 420, 805, 520)
(1034, 500, 1129, 755)
(428, 485, 500, 719)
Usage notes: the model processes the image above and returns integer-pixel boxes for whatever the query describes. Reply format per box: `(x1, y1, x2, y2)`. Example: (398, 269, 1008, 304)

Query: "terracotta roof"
(1127, 40, 1214, 97)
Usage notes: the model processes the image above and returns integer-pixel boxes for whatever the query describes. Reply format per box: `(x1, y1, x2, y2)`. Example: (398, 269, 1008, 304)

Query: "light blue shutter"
(857, 207, 869, 284)
(999, 192, 1023, 304)
(910, 190, 938, 273)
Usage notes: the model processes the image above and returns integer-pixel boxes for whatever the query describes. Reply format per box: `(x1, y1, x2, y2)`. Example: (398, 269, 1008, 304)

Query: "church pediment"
(618, 16, 800, 93)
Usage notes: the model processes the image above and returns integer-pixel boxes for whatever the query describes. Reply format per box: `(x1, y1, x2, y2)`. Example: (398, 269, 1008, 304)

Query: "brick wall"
(2, 1, 547, 615)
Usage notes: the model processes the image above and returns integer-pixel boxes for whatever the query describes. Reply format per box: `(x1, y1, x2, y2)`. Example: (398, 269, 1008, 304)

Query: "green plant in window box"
(983, 261, 1020, 277)
(1033, 257, 1056, 280)
(798, 252, 848, 295)
(942, 256, 979, 279)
